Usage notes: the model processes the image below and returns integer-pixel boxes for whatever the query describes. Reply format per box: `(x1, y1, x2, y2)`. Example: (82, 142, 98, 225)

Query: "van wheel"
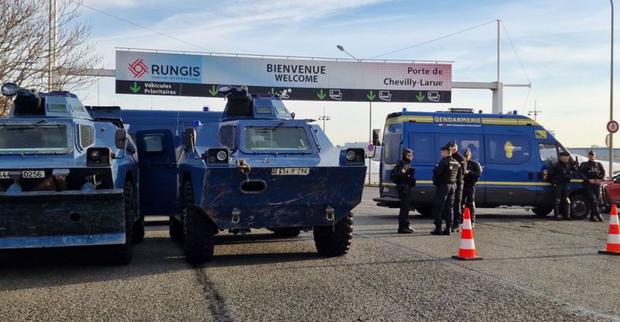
(416, 205, 433, 218)
(313, 213, 353, 257)
(269, 228, 301, 238)
(169, 216, 184, 242)
(570, 193, 590, 220)
(531, 207, 553, 217)
(111, 181, 135, 265)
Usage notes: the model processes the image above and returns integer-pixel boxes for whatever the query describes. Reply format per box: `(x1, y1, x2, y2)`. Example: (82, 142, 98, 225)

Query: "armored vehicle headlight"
(87, 147, 111, 166)
(216, 150, 228, 162)
(346, 150, 357, 161)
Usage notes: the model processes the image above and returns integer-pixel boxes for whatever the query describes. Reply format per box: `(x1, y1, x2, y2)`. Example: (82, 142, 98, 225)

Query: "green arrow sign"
(416, 92, 425, 102)
(208, 85, 218, 96)
(130, 82, 140, 94)
(317, 89, 327, 100)
(366, 90, 376, 101)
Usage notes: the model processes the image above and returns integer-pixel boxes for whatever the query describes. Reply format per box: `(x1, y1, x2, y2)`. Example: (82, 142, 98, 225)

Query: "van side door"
(136, 129, 178, 216)
(483, 134, 537, 206)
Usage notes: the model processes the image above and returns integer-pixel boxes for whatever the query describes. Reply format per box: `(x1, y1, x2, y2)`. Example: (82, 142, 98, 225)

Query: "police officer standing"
(462, 148, 482, 226)
(579, 151, 605, 222)
(449, 142, 467, 232)
(431, 145, 460, 235)
(549, 152, 578, 220)
(391, 149, 416, 234)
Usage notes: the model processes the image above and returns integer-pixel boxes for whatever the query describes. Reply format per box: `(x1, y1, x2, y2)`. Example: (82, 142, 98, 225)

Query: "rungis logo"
(128, 59, 148, 78)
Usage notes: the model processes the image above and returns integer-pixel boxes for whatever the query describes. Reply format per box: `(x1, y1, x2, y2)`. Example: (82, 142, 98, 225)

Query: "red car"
(601, 174, 620, 212)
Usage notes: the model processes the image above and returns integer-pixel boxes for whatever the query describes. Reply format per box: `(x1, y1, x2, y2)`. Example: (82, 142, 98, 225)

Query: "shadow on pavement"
(206, 251, 320, 268)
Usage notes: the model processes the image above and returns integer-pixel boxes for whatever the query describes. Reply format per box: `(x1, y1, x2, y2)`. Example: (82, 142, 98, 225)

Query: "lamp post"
(318, 105, 330, 132)
(336, 45, 372, 184)
(610, 0, 615, 178)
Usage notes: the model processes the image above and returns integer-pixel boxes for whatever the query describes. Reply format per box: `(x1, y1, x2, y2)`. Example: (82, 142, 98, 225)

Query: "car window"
(244, 127, 311, 152)
(219, 125, 237, 150)
(78, 124, 95, 149)
(382, 132, 402, 165)
(539, 143, 558, 163)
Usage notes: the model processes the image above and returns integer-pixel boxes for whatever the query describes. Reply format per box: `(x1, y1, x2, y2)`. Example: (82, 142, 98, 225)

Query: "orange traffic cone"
(599, 204, 620, 256)
(453, 207, 482, 261)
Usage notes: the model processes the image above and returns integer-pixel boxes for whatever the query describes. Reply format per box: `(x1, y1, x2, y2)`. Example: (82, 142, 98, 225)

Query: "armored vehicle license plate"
(271, 168, 310, 176)
(0, 170, 45, 179)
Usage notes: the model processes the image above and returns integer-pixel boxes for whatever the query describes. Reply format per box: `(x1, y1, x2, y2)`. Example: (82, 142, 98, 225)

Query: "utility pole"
(48, 0, 57, 91)
(318, 105, 330, 132)
(610, 0, 615, 178)
(497, 19, 501, 83)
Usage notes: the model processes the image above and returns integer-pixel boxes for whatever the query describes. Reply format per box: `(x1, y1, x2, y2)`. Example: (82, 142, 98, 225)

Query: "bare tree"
(0, 0, 101, 115)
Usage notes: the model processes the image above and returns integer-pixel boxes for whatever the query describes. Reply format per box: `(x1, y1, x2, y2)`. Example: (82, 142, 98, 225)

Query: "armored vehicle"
(0, 83, 141, 264)
(176, 87, 366, 264)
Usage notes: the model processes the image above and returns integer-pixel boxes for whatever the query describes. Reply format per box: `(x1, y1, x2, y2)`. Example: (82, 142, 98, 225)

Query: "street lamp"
(336, 44, 371, 184)
(318, 105, 330, 131)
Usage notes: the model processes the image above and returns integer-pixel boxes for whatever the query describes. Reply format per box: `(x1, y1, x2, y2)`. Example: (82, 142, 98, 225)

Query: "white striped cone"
(453, 207, 482, 260)
(600, 204, 620, 255)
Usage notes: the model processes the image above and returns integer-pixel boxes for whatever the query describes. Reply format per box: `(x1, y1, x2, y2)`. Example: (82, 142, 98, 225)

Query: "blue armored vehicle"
(176, 87, 366, 264)
(0, 83, 141, 264)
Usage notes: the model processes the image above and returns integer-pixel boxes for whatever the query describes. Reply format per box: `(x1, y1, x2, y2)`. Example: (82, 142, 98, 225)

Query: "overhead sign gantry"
(115, 49, 452, 103)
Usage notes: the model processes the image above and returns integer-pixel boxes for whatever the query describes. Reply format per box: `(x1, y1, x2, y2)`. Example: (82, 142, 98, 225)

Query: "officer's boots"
(430, 224, 442, 235)
(442, 223, 451, 236)
(553, 201, 562, 220)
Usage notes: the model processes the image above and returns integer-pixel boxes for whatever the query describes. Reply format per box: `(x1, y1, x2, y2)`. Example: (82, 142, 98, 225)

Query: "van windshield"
(0, 124, 68, 153)
(244, 126, 311, 152)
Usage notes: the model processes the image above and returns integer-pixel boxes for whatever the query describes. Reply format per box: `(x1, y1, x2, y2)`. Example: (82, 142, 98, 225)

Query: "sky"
(71, 0, 616, 147)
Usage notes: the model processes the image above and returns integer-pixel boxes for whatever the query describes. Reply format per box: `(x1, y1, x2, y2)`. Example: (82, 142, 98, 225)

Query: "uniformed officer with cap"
(431, 145, 460, 235)
(549, 151, 578, 220)
(579, 150, 605, 222)
(448, 141, 467, 232)
(390, 148, 416, 233)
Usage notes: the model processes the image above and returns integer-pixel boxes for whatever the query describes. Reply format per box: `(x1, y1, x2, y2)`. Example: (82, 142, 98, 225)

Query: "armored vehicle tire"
(182, 181, 216, 265)
(313, 212, 353, 257)
(184, 207, 216, 265)
(169, 216, 184, 242)
(269, 228, 302, 238)
(531, 207, 553, 217)
(570, 193, 590, 220)
(110, 181, 135, 265)
(133, 215, 145, 243)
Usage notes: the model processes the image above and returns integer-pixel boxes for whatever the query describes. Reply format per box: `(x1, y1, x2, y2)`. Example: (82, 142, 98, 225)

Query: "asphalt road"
(1, 187, 619, 322)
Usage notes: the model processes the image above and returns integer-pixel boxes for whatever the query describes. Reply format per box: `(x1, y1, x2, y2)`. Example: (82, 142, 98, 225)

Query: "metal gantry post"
(611, 0, 615, 178)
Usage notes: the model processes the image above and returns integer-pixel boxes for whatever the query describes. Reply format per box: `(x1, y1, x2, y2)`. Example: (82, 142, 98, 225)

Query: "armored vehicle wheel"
(182, 180, 216, 265)
(184, 207, 216, 265)
(269, 228, 301, 237)
(531, 207, 553, 217)
(169, 216, 184, 242)
(111, 181, 135, 265)
(313, 212, 353, 257)
(570, 193, 590, 220)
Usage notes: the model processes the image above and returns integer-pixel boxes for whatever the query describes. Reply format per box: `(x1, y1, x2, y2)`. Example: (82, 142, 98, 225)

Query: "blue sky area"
(74, 0, 615, 147)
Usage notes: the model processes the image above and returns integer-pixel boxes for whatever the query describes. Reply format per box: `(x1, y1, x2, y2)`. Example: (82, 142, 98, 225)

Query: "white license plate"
(0, 170, 45, 179)
(271, 168, 310, 176)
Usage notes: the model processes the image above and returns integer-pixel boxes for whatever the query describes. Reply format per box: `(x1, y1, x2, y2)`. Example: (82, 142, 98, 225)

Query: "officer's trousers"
(462, 184, 476, 223)
(553, 184, 570, 218)
(453, 181, 464, 226)
(584, 182, 602, 217)
(433, 183, 455, 228)
(397, 186, 413, 228)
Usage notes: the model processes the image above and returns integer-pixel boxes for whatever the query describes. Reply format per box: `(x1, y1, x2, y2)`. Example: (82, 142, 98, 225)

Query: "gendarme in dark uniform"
(462, 148, 482, 225)
(391, 149, 416, 234)
(549, 152, 578, 220)
(579, 150, 605, 222)
(449, 142, 467, 232)
(431, 145, 460, 235)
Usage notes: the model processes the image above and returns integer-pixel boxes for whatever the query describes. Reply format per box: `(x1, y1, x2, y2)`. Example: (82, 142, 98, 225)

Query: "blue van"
(373, 108, 588, 219)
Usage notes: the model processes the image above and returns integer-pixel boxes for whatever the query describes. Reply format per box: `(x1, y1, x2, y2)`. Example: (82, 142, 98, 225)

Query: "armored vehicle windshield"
(0, 123, 69, 154)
